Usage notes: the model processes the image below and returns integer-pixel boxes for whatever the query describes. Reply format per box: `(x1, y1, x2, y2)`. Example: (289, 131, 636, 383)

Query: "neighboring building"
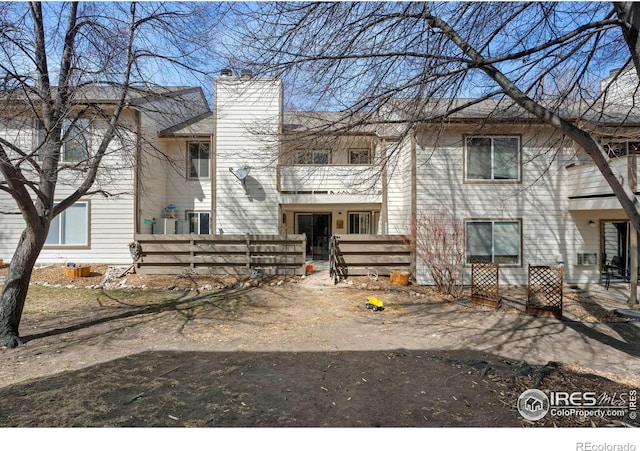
(0, 86, 210, 263)
(1, 71, 640, 287)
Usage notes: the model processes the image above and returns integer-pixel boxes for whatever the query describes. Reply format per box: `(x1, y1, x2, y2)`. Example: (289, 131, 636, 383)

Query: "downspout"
(134, 108, 141, 235)
(410, 126, 417, 279)
(380, 136, 388, 234)
(212, 79, 218, 235)
(629, 152, 638, 304)
(210, 127, 216, 236)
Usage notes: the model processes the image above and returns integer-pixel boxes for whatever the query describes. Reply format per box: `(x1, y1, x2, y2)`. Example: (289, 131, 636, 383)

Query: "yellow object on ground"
(365, 297, 384, 311)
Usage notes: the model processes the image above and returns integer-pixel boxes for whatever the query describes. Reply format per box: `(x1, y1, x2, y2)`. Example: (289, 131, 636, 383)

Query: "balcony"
(278, 164, 382, 195)
(567, 156, 638, 210)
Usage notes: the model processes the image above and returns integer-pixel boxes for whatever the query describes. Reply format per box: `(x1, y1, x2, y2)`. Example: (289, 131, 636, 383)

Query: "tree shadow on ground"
(493, 287, 640, 359)
(0, 349, 636, 428)
(21, 284, 261, 344)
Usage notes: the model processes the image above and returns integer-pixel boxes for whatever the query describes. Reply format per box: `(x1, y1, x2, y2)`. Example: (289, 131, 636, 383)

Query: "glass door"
(296, 213, 332, 260)
(601, 221, 639, 277)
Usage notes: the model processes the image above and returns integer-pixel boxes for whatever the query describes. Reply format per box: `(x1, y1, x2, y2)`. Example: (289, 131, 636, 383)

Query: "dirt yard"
(0, 263, 639, 427)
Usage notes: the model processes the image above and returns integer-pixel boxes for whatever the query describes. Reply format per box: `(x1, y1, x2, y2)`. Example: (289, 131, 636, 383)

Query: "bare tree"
(231, 1, 640, 302)
(410, 211, 466, 298)
(0, 2, 224, 348)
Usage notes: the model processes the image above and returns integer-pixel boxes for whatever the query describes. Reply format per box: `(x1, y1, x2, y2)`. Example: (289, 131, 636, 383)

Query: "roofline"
(0, 86, 208, 107)
(130, 86, 208, 106)
(158, 111, 214, 138)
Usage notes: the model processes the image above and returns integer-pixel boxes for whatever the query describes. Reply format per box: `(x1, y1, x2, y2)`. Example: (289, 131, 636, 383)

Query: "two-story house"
(2, 69, 639, 288)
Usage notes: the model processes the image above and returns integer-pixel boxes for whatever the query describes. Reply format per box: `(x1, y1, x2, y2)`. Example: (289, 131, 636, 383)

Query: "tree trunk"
(0, 226, 46, 348)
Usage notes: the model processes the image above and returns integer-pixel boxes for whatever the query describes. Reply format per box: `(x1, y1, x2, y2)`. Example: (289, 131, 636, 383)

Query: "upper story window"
(44, 202, 89, 247)
(188, 142, 210, 179)
(349, 148, 371, 165)
(33, 118, 90, 162)
(295, 150, 330, 165)
(61, 118, 90, 162)
(465, 136, 520, 182)
(602, 141, 640, 158)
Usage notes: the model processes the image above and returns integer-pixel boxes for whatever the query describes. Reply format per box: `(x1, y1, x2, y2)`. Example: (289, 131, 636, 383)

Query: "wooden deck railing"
(132, 234, 306, 276)
(330, 234, 413, 281)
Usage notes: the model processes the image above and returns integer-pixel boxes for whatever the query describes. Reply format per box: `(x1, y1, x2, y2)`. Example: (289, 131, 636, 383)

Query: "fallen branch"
(123, 392, 145, 405)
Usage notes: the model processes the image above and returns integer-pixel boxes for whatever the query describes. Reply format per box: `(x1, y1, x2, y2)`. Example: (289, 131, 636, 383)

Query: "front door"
(296, 213, 331, 260)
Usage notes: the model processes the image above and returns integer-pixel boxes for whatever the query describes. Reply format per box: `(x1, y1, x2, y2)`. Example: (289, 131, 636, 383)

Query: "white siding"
(386, 137, 412, 235)
(215, 77, 281, 234)
(0, 121, 136, 264)
(163, 138, 213, 233)
(136, 88, 210, 232)
(414, 124, 586, 285)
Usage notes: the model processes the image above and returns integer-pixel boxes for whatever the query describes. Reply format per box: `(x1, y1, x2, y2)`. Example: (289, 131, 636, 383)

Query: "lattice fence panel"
(527, 265, 563, 317)
(470, 261, 500, 308)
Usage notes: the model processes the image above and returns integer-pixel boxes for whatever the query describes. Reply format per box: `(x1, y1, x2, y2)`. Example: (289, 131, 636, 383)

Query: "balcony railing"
(567, 156, 638, 199)
(278, 164, 382, 194)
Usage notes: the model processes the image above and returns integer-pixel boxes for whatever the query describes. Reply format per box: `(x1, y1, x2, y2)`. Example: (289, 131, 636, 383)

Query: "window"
(349, 212, 371, 234)
(32, 118, 45, 159)
(466, 220, 521, 265)
(295, 150, 330, 165)
(45, 202, 89, 246)
(61, 118, 90, 162)
(34, 118, 89, 162)
(349, 148, 371, 165)
(188, 142, 210, 178)
(602, 141, 640, 158)
(465, 136, 520, 181)
(187, 211, 210, 234)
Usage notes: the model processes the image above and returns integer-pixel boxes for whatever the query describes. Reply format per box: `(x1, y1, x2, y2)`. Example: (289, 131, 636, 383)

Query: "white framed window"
(466, 219, 521, 265)
(187, 211, 210, 234)
(188, 142, 210, 178)
(61, 118, 90, 162)
(295, 150, 330, 165)
(32, 117, 45, 159)
(465, 136, 520, 181)
(349, 148, 371, 165)
(44, 202, 89, 246)
(33, 118, 90, 162)
(349, 212, 371, 234)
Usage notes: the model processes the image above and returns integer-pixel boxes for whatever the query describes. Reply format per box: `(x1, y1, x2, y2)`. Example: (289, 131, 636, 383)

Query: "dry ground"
(0, 263, 639, 427)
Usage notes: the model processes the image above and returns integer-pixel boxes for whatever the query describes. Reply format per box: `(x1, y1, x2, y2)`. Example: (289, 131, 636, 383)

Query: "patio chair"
(603, 255, 629, 289)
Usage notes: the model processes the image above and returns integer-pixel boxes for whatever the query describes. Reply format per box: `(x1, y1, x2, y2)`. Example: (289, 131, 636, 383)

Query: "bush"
(410, 211, 466, 298)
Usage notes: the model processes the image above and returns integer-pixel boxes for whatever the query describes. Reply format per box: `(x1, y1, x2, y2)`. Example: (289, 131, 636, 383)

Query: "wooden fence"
(132, 234, 306, 276)
(330, 234, 413, 282)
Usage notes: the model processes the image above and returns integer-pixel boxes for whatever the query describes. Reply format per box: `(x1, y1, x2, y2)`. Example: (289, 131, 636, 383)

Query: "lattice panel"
(527, 265, 563, 313)
(471, 261, 499, 305)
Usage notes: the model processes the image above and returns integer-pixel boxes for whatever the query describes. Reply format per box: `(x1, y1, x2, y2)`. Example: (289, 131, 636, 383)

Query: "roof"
(388, 97, 640, 126)
(283, 111, 405, 138)
(0, 85, 208, 106)
(159, 112, 214, 137)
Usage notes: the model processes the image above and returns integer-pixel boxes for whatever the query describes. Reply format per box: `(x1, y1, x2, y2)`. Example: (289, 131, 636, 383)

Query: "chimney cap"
(220, 68, 232, 76)
(241, 69, 253, 78)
